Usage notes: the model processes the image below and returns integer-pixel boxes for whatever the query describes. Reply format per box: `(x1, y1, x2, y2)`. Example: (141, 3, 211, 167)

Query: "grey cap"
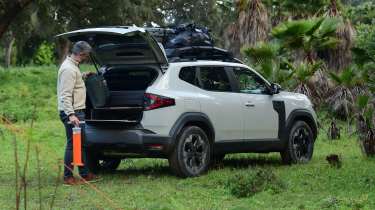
(72, 41, 92, 55)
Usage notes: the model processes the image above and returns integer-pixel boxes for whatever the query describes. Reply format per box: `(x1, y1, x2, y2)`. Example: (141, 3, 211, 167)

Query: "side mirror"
(270, 83, 282, 94)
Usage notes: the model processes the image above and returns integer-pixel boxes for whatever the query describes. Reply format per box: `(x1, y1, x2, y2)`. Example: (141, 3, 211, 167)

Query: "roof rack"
(105, 26, 242, 63)
(144, 27, 241, 63)
(144, 27, 175, 45)
(165, 46, 243, 63)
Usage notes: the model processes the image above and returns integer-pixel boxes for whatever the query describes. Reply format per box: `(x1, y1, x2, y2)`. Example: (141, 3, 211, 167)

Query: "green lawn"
(0, 66, 374, 210)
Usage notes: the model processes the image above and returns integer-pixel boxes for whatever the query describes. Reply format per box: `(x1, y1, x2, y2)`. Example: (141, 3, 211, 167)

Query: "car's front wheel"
(281, 121, 314, 164)
(169, 126, 211, 177)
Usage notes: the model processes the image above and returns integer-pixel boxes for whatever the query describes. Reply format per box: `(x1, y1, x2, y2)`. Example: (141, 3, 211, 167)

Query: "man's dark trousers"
(59, 110, 90, 178)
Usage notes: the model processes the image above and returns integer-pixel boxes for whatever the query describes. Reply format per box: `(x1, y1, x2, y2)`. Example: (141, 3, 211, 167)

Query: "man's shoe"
(81, 173, 102, 183)
(63, 177, 78, 186)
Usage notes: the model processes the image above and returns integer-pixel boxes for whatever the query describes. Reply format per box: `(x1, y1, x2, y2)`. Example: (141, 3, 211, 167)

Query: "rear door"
(231, 67, 278, 140)
(56, 27, 168, 66)
(196, 66, 243, 141)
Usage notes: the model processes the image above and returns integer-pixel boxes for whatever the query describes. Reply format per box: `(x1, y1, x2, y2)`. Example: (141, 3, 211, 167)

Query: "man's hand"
(69, 114, 80, 127)
(82, 72, 96, 80)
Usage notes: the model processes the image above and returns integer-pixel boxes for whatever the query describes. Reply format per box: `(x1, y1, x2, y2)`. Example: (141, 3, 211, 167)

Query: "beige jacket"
(57, 56, 86, 115)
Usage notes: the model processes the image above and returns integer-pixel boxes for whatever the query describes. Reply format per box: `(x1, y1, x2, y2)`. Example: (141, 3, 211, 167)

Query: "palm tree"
(238, 0, 269, 46)
(271, 17, 340, 103)
(242, 41, 293, 87)
(278, 0, 329, 19)
(356, 95, 375, 156)
(224, 0, 269, 58)
(290, 61, 322, 106)
(327, 66, 361, 120)
(321, 0, 355, 72)
(272, 17, 340, 63)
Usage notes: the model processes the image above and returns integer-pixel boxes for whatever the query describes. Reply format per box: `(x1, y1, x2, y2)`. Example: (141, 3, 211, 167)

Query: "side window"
(200, 67, 232, 92)
(233, 68, 269, 94)
(179, 67, 199, 87)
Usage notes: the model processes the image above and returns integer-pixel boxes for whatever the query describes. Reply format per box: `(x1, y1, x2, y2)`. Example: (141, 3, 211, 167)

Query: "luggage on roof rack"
(145, 23, 213, 47)
(144, 24, 241, 63)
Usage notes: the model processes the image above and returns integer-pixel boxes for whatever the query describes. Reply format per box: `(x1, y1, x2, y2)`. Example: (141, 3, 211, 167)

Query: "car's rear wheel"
(281, 121, 314, 164)
(88, 154, 122, 173)
(169, 126, 211, 177)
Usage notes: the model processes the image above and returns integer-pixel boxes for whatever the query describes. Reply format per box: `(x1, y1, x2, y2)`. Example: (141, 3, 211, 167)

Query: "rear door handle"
(245, 102, 255, 107)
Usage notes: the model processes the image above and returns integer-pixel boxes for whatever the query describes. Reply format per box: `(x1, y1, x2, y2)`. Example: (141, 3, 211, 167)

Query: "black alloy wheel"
(281, 121, 314, 164)
(169, 126, 211, 177)
(291, 126, 312, 161)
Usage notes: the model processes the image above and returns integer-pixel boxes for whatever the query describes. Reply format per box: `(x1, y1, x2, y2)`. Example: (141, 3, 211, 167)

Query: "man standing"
(57, 41, 98, 185)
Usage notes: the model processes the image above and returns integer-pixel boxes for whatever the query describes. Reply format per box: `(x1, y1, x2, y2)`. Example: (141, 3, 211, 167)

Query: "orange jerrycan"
(72, 126, 84, 166)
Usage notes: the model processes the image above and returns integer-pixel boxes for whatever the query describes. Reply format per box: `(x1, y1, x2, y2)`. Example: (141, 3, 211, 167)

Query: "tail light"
(144, 93, 175, 111)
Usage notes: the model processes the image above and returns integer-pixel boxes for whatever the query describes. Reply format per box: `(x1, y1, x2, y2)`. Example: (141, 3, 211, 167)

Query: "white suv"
(58, 27, 318, 177)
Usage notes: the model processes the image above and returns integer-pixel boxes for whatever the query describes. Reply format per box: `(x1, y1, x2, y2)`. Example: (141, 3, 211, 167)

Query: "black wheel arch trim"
(169, 112, 215, 148)
(286, 109, 318, 140)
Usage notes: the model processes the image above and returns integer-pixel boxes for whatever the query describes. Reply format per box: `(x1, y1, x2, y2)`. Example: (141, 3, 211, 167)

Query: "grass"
(0, 66, 374, 209)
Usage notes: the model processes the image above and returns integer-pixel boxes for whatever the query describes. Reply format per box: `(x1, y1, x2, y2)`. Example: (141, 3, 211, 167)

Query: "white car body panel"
(239, 93, 279, 139)
(56, 27, 168, 66)
(141, 61, 317, 143)
(198, 91, 243, 141)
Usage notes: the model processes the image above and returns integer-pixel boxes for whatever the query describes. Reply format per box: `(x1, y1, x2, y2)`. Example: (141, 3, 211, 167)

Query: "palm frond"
(316, 37, 340, 50)
(341, 67, 355, 87)
(242, 42, 278, 62)
(272, 19, 315, 40)
(306, 17, 324, 36)
(318, 17, 341, 37)
(292, 62, 322, 82)
(357, 95, 370, 110)
(272, 17, 339, 59)
(328, 72, 342, 85)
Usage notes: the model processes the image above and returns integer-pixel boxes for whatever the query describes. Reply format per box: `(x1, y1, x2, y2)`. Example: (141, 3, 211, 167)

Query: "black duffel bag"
(85, 74, 110, 108)
(165, 23, 214, 49)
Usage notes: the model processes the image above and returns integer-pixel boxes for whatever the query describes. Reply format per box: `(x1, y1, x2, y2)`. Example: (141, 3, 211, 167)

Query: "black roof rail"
(165, 46, 243, 64)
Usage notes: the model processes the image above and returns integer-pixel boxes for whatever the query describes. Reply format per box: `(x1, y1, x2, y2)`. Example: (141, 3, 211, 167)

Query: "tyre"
(169, 126, 212, 177)
(88, 153, 122, 173)
(281, 121, 314, 164)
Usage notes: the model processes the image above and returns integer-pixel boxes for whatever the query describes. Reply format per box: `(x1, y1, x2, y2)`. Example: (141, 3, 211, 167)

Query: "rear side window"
(179, 66, 232, 92)
(179, 67, 199, 86)
(200, 67, 232, 92)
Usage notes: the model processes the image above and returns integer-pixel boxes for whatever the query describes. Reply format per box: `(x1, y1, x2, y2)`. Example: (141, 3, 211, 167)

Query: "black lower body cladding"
(84, 122, 172, 157)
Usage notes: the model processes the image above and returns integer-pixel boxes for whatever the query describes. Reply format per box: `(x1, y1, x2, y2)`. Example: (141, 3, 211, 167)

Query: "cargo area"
(85, 65, 160, 124)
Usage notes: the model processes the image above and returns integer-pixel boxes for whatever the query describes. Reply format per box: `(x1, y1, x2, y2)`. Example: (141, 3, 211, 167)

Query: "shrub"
(226, 168, 286, 198)
(32, 42, 55, 66)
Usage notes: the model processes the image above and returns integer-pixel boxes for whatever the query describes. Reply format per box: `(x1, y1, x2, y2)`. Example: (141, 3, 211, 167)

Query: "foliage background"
(0, 0, 374, 209)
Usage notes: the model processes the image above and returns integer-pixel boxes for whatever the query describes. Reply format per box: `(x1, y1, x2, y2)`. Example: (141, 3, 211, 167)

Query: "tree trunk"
(0, 0, 34, 39)
(4, 34, 15, 68)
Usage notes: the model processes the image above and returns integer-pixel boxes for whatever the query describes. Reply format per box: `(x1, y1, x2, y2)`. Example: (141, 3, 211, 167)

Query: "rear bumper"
(84, 123, 172, 157)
